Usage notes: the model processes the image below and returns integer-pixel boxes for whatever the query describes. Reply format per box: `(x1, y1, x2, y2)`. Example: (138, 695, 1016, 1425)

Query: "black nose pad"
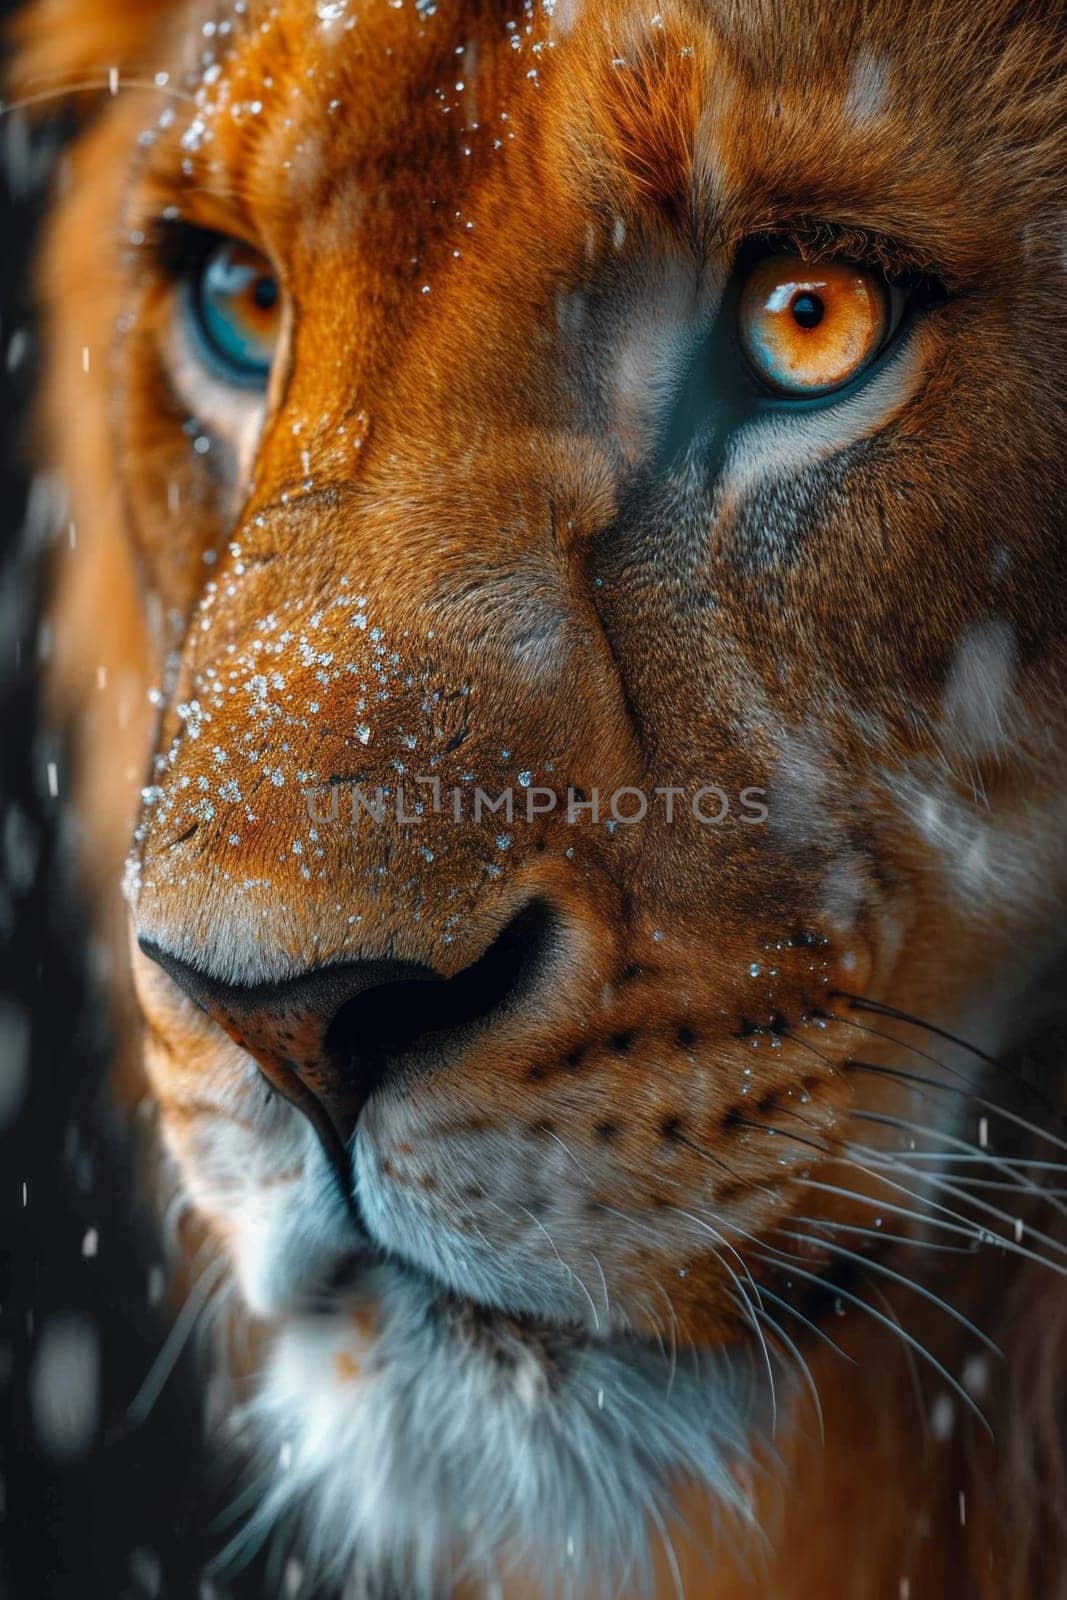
(138, 939, 438, 1168)
(137, 899, 556, 1176)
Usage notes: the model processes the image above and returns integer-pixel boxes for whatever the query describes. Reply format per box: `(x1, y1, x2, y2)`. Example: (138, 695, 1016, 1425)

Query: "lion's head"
(12, 0, 1067, 1592)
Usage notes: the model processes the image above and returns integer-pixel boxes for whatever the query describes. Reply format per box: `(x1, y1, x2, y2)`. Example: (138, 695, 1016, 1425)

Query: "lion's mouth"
(300, 1234, 594, 1357)
(298, 1211, 845, 1361)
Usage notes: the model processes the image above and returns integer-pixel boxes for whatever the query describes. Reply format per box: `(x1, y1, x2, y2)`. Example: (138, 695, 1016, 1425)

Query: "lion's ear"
(6, 0, 179, 113)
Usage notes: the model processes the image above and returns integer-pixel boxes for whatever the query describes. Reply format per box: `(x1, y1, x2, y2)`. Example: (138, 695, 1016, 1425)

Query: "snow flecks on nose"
(128, 579, 398, 891)
(129, 560, 544, 939)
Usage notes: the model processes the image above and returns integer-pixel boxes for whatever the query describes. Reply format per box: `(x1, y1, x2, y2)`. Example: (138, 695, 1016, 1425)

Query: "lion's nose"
(137, 900, 555, 1176)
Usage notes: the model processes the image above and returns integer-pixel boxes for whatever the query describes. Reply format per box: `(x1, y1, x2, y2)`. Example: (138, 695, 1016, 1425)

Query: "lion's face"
(18, 0, 1067, 1588)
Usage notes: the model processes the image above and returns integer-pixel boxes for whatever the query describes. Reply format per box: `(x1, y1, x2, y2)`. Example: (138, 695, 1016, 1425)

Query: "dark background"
(0, 11, 276, 1595)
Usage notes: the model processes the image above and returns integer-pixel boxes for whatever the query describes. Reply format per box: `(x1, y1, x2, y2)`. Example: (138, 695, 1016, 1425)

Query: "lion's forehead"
(156, 0, 1061, 269)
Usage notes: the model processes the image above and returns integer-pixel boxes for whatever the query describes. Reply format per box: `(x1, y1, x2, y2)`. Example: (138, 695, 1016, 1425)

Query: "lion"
(9, 0, 1067, 1594)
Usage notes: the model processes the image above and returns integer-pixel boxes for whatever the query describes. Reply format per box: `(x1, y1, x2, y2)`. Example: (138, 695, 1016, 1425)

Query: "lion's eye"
(185, 238, 280, 389)
(738, 254, 895, 397)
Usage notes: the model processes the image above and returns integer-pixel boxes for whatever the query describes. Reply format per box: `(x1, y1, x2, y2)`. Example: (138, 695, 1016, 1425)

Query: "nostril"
(325, 898, 557, 1077)
(135, 934, 435, 1187)
(135, 899, 558, 1157)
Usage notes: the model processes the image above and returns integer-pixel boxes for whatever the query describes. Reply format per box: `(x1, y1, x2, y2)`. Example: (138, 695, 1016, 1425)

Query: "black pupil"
(791, 291, 824, 329)
(253, 275, 278, 312)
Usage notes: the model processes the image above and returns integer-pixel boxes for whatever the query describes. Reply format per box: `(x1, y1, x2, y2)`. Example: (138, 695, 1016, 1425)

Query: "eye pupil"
(738, 253, 891, 398)
(791, 291, 824, 330)
(253, 276, 278, 313)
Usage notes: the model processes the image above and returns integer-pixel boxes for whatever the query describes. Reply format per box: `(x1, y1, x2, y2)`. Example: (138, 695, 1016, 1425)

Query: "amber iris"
(739, 254, 889, 396)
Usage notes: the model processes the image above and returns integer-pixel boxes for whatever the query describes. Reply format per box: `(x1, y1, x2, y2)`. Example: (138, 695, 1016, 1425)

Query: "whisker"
(752, 1281, 856, 1365)
(868, 1153, 1067, 1170)
(679, 1119, 1004, 1252)
(665, 1202, 766, 1306)
(543, 1128, 594, 1182)
(646, 1494, 686, 1600)
(1, 74, 196, 116)
(835, 1150, 1067, 1280)
(667, 1198, 848, 1373)
(780, 1025, 838, 1071)
(677, 1131, 752, 1186)
(751, 1249, 993, 1437)
(818, 1008, 982, 1091)
(866, 1281, 933, 1446)
(666, 1205, 778, 1435)
(732, 1114, 834, 1161)
(734, 1107, 1067, 1277)
(832, 992, 1000, 1064)
(767, 1093, 1040, 1226)
(848, 1117, 1067, 1251)
(790, 1174, 1013, 1250)
(694, 1196, 985, 1420)
(844, 1057, 1067, 1154)
(127, 1250, 229, 1426)
(591, 1250, 613, 1328)
(514, 1203, 602, 1333)
(753, 1302, 825, 1442)
(852, 1108, 1067, 1219)
(652, 1281, 680, 1399)
(635, 1288, 674, 1375)
(635, 1163, 852, 1378)
(773, 1227, 1000, 1355)
(832, 992, 1062, 1122)
(783, 1212, 977, 1255)
(900, 1175, 1067, 1198)
(590, 1203, 704, 1376)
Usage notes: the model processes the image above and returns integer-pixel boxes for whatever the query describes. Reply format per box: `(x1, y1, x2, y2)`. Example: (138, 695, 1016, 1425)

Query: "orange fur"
(10, 0, 1067, 1593)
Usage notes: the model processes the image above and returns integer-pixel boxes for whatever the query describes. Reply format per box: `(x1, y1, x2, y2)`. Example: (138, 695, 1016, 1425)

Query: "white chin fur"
(236, 1260, 758, 1599)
